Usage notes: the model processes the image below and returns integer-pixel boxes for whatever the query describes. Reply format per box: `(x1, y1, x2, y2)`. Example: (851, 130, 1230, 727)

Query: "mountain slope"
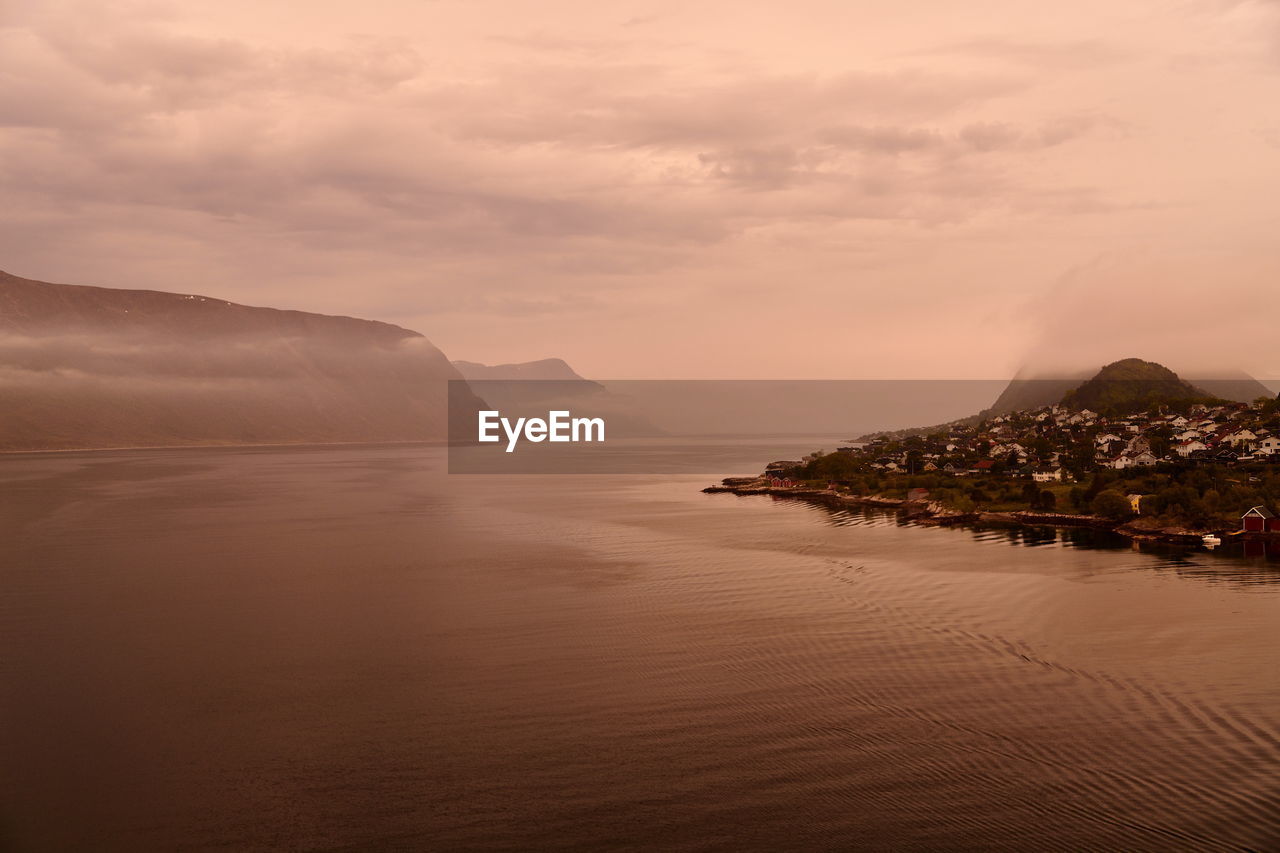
(452, 358, 591, 382)
(0, 269, 484, 451)
(1061, 358, 1211, 414)
(980, 370, 1091, 417)
(1185, 371, 1274, 405)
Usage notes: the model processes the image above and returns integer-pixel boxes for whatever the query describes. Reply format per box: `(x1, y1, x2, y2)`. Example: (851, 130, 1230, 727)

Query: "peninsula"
(707, 360, 1280, 545)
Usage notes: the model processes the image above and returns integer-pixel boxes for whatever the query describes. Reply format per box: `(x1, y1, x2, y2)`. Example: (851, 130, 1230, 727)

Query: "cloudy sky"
(2, 0, 1279, 378)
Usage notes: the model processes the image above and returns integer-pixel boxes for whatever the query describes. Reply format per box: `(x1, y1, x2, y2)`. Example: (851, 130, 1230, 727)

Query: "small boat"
(1202, 534, 1221, 547)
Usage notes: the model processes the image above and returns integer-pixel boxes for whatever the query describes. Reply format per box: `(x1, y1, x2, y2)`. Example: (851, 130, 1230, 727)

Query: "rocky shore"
(702, 478, 1228, 546)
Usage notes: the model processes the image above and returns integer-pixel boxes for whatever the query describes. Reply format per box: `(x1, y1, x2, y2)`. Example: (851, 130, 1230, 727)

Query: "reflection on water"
(799, 496, 1280, 588)
(2, 445, 1278, 851)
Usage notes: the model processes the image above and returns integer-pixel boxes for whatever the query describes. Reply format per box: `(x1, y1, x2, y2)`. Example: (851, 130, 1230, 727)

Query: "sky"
(2, 0, 1279, 379)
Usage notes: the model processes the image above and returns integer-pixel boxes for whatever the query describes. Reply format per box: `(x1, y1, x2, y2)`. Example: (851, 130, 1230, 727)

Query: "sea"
(2, 443, 1278, 851)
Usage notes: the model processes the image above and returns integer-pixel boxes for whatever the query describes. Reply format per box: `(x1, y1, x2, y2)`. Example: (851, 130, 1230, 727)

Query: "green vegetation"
(1061, 358, 1223, 417)
(786, 455, 1280, 532)
(776, 365, 1280, 534)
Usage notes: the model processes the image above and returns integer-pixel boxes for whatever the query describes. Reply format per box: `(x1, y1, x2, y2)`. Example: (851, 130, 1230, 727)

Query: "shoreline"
(702, 479, 1272, 547)
(0, 439, 450, 457)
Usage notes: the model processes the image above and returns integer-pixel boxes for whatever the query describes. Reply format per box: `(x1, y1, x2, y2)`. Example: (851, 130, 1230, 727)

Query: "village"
(850, 398, 1280, 479)
(709, 394, 1280, 546)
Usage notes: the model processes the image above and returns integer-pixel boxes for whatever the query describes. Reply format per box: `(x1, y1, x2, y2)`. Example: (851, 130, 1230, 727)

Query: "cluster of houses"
(851, 400, 1280, 482)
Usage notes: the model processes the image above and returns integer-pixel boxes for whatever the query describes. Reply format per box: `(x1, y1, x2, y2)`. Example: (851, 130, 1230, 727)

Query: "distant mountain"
(862, 357, 1263, 440)
(0, 269, 485, 451)
(451, 357, 669, 437)
(1185, 371, 1274, 405)
(1061, 358, 1211, 414)
(452, 357, 592, 382)
(980, 371, 1090, 417)
(981, 365, 1271, 417)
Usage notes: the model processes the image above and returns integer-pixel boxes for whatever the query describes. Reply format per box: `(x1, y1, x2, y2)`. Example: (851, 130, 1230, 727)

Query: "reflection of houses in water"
(1243, 539, 1271, 559)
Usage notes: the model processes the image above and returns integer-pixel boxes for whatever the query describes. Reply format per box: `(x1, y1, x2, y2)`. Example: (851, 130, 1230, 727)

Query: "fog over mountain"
(982, 366, 1274, 417)
(0, 270, 483, 451)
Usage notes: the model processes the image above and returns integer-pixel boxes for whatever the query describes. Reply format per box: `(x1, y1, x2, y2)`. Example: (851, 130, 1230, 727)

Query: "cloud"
(0, 0, 1276, 377)
(904, 37, 1130, 70)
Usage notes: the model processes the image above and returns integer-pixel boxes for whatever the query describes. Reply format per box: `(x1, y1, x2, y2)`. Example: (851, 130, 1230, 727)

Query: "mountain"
(981, 365, 1271, 417)
(1185, 371, 1275, 405)
(862, 357, 1262, 440)
(453, 358, 591, 382)
(1060, 358, 1211, 414)
(980, 370, 1092, 417)
(0, 269, 485, 451)
(451, 357, 667, 437)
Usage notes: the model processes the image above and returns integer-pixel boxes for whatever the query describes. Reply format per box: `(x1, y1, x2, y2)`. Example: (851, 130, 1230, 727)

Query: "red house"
(1241, 506, 1276, 533)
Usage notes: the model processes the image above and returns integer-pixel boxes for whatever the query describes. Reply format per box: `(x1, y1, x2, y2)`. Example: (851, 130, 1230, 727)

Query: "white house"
(1112, 451, 1157, 470)
(1130, 451, 1157, 467)
(1177, 440, 1208, 457)
(1226, 429, 1258, 446)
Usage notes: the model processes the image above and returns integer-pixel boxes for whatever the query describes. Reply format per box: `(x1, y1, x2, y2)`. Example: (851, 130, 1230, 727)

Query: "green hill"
(1060, 358, 1217, 415)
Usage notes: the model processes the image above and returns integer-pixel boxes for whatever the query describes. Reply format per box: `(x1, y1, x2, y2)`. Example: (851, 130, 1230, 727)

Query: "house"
(1241, 506, 1277, 533)
(1109, 450, 1156, 470)
(973, 460, 996, 473)
(1126, 435, 1151, 454)
(1227, 429, 1258, 446)
(1176, 440, 1208, 457)
(1032, 468, 1062, 483)
(1097, 439, 1126, 457)
(1260, 437, 1280, 456)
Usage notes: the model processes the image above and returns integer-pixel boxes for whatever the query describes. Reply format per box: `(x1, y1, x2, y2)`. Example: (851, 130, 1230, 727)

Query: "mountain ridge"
(862, 358, 1274, 440)
(452, 358, 591, 382)
(0, 269, 484, 451)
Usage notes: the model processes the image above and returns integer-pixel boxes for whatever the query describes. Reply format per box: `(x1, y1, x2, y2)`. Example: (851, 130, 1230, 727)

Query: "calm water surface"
(2, 445, 1278, 851)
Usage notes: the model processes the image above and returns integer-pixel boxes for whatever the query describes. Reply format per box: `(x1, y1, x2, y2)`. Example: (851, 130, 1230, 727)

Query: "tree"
(1091, 490, 1134, 521)
(1038, 490, 1057, 511)
(1069, 486, 1086, 511)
